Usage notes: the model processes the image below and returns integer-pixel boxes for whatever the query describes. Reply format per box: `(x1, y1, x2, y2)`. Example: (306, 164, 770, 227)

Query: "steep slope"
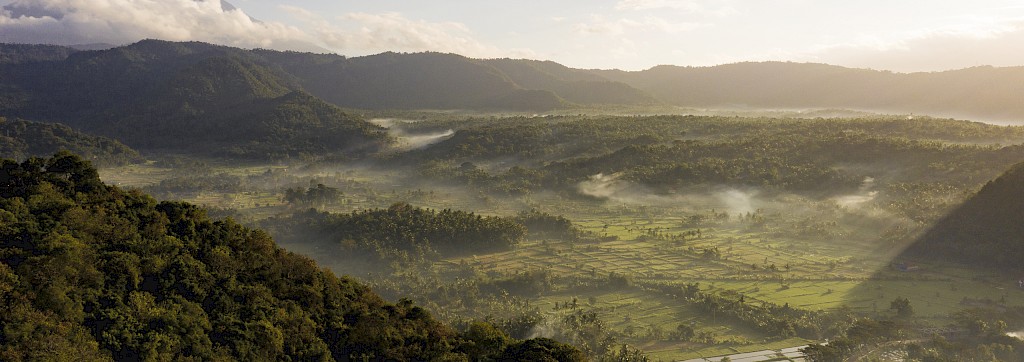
(0, 117, 140, 165)
(0, 40, 389, 159)
(905, 161, 1024, 269)
(0, 152, 584, 361)
(591, 62, 1024, 120)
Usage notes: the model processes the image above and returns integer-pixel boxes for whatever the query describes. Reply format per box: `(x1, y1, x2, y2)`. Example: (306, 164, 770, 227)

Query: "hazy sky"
(3, 0, 1024, 72)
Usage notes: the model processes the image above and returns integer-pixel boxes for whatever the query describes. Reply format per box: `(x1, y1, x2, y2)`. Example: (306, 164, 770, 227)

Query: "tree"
(890, 297, 914, 318)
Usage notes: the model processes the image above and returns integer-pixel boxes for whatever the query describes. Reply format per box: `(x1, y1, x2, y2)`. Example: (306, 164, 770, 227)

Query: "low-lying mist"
(830, 176, 878, 209)
(371, 118, 454, 149)
(577, 172, 762, 214)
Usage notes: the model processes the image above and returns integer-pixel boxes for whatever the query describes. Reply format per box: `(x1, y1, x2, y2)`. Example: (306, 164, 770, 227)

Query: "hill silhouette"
(6, 40, 1024, 157)
(591, 62, 1024, 121)
(901, 160, 1024, 269)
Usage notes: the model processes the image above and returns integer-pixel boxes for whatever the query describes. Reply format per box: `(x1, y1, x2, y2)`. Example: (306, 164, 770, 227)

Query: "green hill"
(261, 50, 574, 111)
(905, 160, 1024, 269)
(0, 40, 652, 133)
(0, 40, 390, 160)
(0, 117, 140, 166)
(0, 152, 583, 361)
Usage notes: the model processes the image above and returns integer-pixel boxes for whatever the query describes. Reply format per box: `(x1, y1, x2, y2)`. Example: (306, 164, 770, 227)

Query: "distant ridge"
(590, 62, 1024, 121)
(4, 39, 1024, 157)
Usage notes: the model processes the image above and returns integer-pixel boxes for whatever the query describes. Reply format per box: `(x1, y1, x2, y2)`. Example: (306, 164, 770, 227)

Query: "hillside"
(0, 40, 656, 158)
(0, 43, 76, 64)
(481, 58, 656, 105)
(262, 50, 572, 111)
(904, 161, 1024, 269)
(591, 62, 1024, 121)
(0, 117, 140, 166)
(0, 41, 390, 159)
(0, 152, 583, 361)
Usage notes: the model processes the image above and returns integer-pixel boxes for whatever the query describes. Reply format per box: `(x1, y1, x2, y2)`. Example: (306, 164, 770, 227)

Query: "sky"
(3, 0, 1024, 72)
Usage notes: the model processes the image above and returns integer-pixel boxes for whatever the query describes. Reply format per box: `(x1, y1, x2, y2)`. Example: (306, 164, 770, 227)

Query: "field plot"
(449, 208, 1024, 360)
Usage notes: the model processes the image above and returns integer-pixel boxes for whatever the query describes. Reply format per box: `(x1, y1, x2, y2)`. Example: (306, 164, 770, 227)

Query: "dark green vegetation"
(802, 308, 1024, 361)
(264, 203, 527, 258)
(8, 38, 1024, 360)
(397, 115, 1024, 211)
(906, 160, 1024, 269)
(0, 117, 140, 166)
(0, 41, 389, 160)
(91, 112, 1019, 360)
(0, 153, 583, 361)
(0, 43, 76, 64)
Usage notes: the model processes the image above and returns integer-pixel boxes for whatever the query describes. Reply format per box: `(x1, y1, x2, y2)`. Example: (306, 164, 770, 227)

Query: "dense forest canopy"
(0, 152, 582, 361)
(0, 117, 140, 166)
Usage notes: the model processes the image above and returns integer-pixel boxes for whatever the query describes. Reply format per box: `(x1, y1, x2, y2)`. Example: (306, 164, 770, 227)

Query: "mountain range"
(3, 39, 1024, 160)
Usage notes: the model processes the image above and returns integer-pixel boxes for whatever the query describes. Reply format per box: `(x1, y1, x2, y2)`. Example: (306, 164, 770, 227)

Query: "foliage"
(907, 160, 1024, 269)
(890, 297, 914, 318)
(0, 117, 140, 166)
(514, 209, 586, 241)
(801, 318, 901, 361)
(398, 115, 1024, 201)
(263, 203, 527, 258)
(0, 41, 391, 160)
(283, 183, 342, 207)
(0, 152, 580, 361)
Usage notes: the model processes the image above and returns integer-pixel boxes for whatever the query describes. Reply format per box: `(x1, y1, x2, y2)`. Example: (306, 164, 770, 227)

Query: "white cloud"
(615, 0, 737, 17)
(616, 0, 702, 11)
(805, 19, 1024, 72)
(285, 9, 535, 58)
(0, 0, 315, 50)
(573, 15, 702, 36)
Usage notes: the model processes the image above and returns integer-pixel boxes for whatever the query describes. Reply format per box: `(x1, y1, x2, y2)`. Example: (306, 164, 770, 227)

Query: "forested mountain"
(259, 50, 572, 111)
(905, 160, 1024, 269)
(481, 59, 656, 105)
(6, 39, 1024, 157)
(590, 62, 1024, 121)
(0, 44, 76, 64)
(0, 117, 140, 166)
(0, 40, 657, 158)
(0, 40, 390, 159)
(0, 152, 583, 361)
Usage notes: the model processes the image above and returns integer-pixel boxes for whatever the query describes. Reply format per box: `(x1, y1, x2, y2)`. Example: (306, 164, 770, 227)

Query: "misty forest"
(6, 29, 1024, 362)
